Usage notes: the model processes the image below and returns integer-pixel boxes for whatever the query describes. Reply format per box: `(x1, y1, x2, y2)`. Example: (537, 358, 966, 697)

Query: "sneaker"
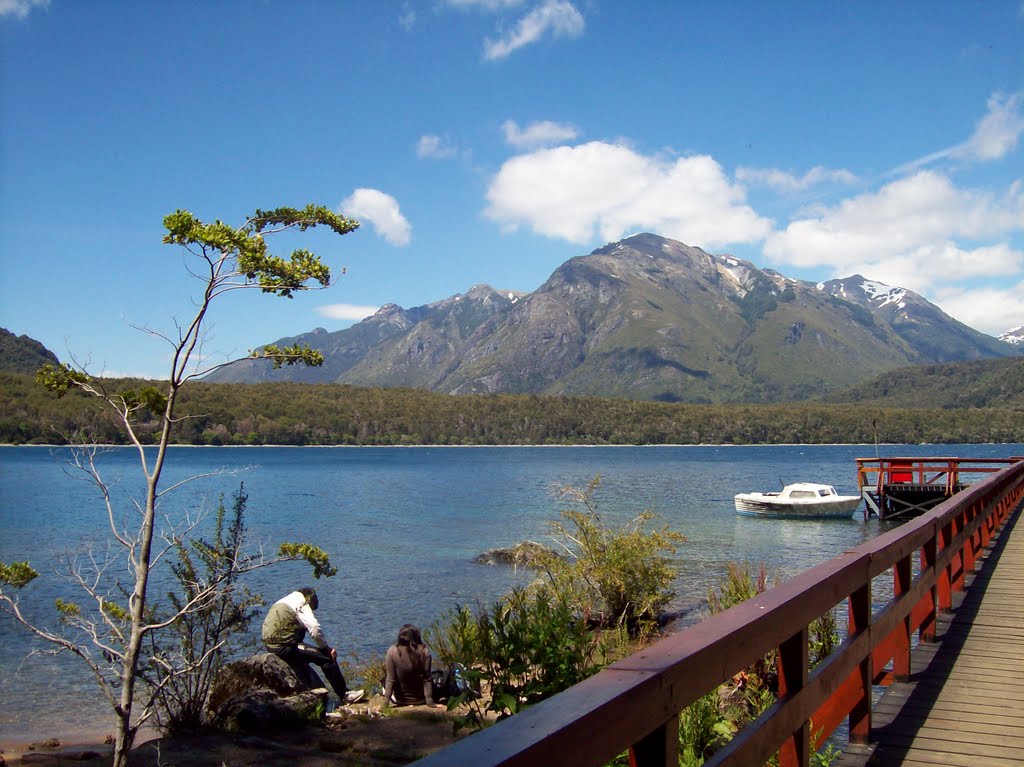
(344, 689, 366, 704)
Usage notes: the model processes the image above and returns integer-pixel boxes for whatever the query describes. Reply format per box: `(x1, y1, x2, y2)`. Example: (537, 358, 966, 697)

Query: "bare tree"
(0, 205, 357, 766)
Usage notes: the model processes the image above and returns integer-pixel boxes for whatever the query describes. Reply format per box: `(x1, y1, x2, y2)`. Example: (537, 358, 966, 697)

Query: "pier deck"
(836, 496, 1024, 766)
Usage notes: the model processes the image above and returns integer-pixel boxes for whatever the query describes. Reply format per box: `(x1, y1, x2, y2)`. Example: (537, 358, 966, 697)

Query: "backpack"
(430, 663, 472, 702)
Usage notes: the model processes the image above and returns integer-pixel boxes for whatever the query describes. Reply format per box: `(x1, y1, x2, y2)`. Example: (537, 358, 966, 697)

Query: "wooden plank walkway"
(837, 504, 1024, 767)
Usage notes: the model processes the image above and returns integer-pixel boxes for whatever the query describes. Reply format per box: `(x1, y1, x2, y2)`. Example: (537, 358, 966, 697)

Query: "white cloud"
(417, 133, 457, 159)
(316, 303, 381, 322)
(447, 0, 524, 9)
(483, 0, 584, 60)
(484, 141, 773, 247)
(502, 119, 578, 149)
(399, 4, 416, 31)
(0, 0, 48, 19)
(340, 188, 412, 246)
(736, 165, 858, 193)
(767, 171, 1023, 265)
(931, 280, 1024, 337)
(890, 90, 1024, 176)
(764, 171, 1024, 295)
(956, 91, 1024, 162)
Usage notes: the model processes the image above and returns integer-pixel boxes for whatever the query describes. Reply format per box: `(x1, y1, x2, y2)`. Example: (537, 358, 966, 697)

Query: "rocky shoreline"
(1, 697, 465, 766)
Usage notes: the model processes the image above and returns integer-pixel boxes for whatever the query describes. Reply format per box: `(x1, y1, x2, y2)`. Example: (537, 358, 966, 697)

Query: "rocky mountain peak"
(203, 234, 1020, 399)
(1000, 325, 1024, 346)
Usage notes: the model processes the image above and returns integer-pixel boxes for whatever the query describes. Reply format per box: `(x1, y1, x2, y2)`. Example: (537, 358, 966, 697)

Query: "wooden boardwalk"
(837, 505, 1024, 767)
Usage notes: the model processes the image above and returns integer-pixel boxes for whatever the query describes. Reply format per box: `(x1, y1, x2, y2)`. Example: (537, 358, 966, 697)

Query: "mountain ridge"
(201, 233, 1021, 402)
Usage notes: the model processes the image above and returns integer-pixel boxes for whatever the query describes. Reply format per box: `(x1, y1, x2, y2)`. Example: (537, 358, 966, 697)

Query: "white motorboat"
(734, 482, 861, 518)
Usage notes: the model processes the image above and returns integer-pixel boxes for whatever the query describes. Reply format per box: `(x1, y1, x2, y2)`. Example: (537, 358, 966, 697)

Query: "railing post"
(848, 583, 872, 744)
(964, 501, 978, 574)
(628, 716, 679, 767)
(920, 532, 937, 643)
(778, 628, 810, 767)
(938, 519, 953, 612)
(893, 556, 911, 682)
(951, 511, 966, 593)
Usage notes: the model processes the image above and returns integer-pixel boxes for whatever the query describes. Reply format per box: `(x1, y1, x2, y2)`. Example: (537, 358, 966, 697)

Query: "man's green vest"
(262, 600, 305, 649)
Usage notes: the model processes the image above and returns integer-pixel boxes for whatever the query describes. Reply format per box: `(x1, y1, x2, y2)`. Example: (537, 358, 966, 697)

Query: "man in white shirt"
(262, 587, 365, 704)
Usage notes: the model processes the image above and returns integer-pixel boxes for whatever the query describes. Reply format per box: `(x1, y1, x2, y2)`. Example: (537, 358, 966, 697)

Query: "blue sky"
(2, 1, 1022, 379)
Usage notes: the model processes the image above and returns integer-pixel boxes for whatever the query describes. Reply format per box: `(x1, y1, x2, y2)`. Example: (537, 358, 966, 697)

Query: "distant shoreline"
(3, 441, 1013, 449)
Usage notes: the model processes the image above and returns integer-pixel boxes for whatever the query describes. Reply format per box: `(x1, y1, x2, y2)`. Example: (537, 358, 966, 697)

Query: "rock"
(27, 739, 61, 751)
(205, 652, 329, 734)
(207, 688, 329, 734)
(474, 540, 561, 569)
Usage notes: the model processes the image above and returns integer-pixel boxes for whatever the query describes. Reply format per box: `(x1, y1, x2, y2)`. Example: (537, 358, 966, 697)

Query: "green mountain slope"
(204, 234, 1020, 403)
(825, 358, 1024, 409)
(0, 328, 60, 374)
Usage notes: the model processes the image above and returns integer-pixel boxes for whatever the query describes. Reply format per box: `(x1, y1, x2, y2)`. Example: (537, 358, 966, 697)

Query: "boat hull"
(733, 495, 861, 519)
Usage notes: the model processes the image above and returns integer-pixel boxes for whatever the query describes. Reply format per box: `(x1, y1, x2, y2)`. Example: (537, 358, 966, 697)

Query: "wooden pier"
(835, 503, 1024, 767)
(856, 457, 1022, 520)
(413, 456, 1024, 767)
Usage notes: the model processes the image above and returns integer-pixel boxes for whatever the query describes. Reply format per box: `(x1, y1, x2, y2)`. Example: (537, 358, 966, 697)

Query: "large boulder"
(474, 540, 561, 569)
(205, 653, 329, 733)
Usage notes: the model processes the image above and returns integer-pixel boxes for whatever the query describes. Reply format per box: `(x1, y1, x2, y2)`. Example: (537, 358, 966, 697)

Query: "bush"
(532, 476, 685, 636)
(428, 588, 616, 724)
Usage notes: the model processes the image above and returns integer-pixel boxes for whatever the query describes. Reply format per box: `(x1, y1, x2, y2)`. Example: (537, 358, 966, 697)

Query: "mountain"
(205, 234, 1020, 402)
(1000, 325, 1024, 346)
(0, 328, 60, 374)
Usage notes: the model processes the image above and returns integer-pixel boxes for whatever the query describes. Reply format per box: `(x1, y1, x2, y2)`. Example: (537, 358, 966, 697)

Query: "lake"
(1, 443, 1020, 741)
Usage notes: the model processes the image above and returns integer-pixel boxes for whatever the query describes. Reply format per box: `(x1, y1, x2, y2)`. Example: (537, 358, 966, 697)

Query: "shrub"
(428, 588, 613, 725)
(533, 476, 685, 636)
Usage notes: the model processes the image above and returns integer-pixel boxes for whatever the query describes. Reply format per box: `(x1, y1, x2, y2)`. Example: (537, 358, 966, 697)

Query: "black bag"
(430, 663, 470, 702)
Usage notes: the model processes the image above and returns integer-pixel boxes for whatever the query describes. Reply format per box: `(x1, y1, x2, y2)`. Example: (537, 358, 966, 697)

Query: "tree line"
(3, 372, 1022, 446)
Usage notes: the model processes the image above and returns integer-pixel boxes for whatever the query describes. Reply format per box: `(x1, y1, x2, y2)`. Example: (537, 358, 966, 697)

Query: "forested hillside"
(0, 328, 60, 374)
(826, 358, 1024, 409)
(2, 373, 1021, 446)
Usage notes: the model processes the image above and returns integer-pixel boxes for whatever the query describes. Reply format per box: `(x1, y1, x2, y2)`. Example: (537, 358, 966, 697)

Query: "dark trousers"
(269, 643, 348, 697)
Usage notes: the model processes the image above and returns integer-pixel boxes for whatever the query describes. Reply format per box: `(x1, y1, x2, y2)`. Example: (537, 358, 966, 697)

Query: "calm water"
(1, 443, 1020, 740)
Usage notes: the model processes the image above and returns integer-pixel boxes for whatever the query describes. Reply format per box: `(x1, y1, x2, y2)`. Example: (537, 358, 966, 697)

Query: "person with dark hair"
(262, 587, 365, 704)
(382, 624, 437, 708)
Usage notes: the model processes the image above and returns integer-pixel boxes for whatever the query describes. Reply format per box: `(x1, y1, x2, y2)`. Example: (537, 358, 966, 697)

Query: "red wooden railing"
(413, 458, 1024, 767)
(856, 456, 1019, 494)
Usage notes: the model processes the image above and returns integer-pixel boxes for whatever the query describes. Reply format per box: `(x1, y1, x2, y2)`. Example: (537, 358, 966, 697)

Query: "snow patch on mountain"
(1000, 325, 1024, 345)
(860, 280, 907, 309)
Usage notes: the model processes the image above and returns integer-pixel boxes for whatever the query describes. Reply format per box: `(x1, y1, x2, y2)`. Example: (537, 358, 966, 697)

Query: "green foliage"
(679, 691, 733, 766)
(681, 562, 843, 765)
(144, 485, 264, 733)
(428, 588, 608, 724)
(810, 603, 840, 667)
(258, 343, 325, 369)
(534, 477, 684, 636)
(278, 542, 338, 579)
(0, 561, 39, 588)
(161, 205, 356, 298)
(4, 371, 1021, 446)
(706, 561, 771, 616)
(338, 649, 386, 695)
(117, 386, 168, 416)
(36, 363, 92, 399)
(55, 598, 81, 619)
(100, 598, 131, 623)
(0, 327, 60, 374)
(5, 204, 355, 767)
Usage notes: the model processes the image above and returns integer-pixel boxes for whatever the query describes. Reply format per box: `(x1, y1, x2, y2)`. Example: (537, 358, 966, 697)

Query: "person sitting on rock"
(383, 624, 438, 708)
(262, 587, 365, 705)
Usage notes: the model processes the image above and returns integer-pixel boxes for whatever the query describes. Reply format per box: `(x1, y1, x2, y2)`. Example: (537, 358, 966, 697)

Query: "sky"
(1, 1, 1022, 379)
